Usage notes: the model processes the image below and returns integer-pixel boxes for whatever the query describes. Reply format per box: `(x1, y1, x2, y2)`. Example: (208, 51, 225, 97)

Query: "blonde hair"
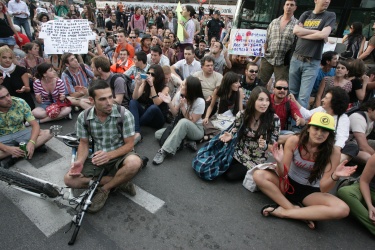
(0, 46, 14, 59)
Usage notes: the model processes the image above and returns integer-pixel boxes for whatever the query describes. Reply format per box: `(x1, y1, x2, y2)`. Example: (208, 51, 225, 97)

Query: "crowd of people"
(0, 0, 374, 235)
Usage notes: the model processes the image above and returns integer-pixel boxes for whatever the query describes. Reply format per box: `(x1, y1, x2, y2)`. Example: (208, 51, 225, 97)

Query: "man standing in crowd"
(259, 0, 298, 85)
(171, 46, 201, 80)
(205, 10, 224, 42)
(8, 0, 32, 41)
(0, 86, 52, 168)
(64, 80, 142, 213)
(105, 12, 118, 37)
(289, 0, 336, 109)
(164, 10, 177, 35)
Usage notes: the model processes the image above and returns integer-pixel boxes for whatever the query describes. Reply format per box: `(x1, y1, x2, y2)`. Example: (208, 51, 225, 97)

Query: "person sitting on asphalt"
(64, 79, 143, 213)
(171, 45, 201, 81)
(61, 53, 94, 110)
(32, 62, 72, 123)
(0, 85, 52, 168)
(337, 153, 375, 236)
(162, 65, 182, 99)
(153, 76, 205, 165)
(241, 62, 265, 108)
(253, 112, 357, 230)
(129, 64, 169, 145)
(124, 51, 150, 84)
(146, 45, 170, 67)
(110, 48, 134, 74)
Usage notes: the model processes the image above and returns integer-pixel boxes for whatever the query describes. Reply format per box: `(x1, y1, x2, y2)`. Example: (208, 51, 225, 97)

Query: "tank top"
(288, 146, 319, 187)
(0, 15, 14, 38)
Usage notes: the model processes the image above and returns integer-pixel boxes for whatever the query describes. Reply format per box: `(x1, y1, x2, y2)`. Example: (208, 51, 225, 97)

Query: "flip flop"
(296, 202, 316, 230)
(261, 204, 279, 217)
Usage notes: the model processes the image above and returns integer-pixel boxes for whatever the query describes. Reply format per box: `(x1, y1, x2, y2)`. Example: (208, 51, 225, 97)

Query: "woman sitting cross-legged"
(152, 76, 205, 165)
(253, 112, 357, 229)
(32, 62, 72, 123)
(129, 64, 169, 145)
(219, 86, 280, 181)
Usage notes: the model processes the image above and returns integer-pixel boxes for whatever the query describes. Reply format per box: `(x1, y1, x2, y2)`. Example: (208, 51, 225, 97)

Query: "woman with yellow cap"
(253, 112, 357, 229)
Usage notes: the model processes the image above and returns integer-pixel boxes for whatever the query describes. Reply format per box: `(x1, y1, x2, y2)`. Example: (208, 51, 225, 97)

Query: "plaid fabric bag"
(192, 124, 238, 181)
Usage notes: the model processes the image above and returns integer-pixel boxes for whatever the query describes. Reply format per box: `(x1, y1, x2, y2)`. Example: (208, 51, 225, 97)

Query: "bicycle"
(0, 133, 148, 245)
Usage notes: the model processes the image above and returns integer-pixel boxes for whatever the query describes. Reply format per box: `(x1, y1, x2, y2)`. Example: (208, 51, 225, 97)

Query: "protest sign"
(228, 29, 267, 57)
(39, 19, 94, 54)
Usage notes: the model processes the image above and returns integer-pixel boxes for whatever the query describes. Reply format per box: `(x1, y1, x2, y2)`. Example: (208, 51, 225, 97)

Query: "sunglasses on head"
(249, 70, 258, 73)
(274, 86, 289, 91)
(146, 72, 156, 77)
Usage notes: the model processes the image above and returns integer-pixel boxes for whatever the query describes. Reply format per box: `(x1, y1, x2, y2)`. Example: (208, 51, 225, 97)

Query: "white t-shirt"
(174, 91, 205, 125)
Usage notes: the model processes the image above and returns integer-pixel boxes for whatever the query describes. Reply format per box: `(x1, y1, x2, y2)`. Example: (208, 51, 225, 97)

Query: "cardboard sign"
(39, 19, 94, 54)
(228, 29, 267, 57)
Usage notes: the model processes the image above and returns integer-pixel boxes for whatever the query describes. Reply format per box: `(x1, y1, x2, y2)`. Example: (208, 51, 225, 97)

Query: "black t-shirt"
(350, 77, 363, 103)
(206, 18, 224, 37)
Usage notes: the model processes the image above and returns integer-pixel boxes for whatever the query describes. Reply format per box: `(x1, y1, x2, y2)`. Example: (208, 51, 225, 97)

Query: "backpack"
(83, 105, 126, 152)
(64, 63, 90, 87)
(341, 36, 362, 59)
(109, 74, 133, 103)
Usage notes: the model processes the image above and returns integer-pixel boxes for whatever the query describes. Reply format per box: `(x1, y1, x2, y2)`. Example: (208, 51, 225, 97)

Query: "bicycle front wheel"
(0, 168, 60, 198)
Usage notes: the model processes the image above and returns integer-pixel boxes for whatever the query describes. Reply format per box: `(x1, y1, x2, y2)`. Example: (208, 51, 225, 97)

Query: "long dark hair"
(184, 76, 204, 112)
(237, 86, 275, 142)
(298, 125, 335, 184)
(347, 22, 364, 48)
(144, 64, 165, 98)
(35, 62, 53, 80)
(217, 71, 240, 115)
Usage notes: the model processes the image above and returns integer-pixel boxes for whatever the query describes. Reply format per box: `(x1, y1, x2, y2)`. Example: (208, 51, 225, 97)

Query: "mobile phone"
(140, 73, 147, 79)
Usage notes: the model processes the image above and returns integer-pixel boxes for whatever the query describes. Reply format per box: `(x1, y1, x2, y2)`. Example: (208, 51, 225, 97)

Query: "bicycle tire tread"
(0, 168, 59, 198)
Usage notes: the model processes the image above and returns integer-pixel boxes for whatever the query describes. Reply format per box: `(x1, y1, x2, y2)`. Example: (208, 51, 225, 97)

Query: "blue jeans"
(289, 56, 320, 109)
(129, 100, 165, 133)
(13, 17, 32, 41)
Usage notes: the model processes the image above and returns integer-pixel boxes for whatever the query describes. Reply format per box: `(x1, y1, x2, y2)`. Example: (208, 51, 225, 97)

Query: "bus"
(232, 0, 375, 39)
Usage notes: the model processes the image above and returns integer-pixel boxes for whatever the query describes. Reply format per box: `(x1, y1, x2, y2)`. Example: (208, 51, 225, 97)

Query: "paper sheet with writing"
(228, 29, 267, 57)
(40, 19, 93, 54)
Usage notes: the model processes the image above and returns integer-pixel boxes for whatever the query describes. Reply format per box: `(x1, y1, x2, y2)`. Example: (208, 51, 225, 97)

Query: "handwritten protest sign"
(228, 29, 267, 57)
(39, 19, 93, 54)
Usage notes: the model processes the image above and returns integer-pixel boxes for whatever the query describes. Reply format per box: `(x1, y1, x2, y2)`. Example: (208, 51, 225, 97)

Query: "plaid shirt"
(76, 105, 135, 152)
(264, 15, 298, 66)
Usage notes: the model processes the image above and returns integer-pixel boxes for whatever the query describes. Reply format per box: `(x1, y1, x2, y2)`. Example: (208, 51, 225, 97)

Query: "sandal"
(261, 204, 279, 217)
(296, 202, 316, 230)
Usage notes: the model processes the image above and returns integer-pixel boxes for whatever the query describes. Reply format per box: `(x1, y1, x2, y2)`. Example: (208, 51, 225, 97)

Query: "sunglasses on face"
(129, 36, 136, 38)
(248, 70, 258, 73)
(146, 72, 156, 77)
(274, 86, 289, 91)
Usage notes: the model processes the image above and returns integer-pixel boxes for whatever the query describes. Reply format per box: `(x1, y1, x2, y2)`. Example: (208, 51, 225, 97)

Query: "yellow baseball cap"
(308, 112, 335, 131)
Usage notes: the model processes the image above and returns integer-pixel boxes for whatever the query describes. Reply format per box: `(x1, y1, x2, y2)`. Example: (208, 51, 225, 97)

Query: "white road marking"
(0, 137, 165, 237)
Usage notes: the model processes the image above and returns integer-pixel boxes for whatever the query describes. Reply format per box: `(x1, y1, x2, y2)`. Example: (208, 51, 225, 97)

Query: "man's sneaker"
(118, 182, 136, 196)
(87, 187, 109, 213)
(0, 156, 16, 169)
(152, 149, 167, 165)
(185, 141, 198, 152)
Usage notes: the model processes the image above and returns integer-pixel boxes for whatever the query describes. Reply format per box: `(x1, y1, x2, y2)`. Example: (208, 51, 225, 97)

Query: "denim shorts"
(0, 36, 16, 46)
(0, 128, 32, 146)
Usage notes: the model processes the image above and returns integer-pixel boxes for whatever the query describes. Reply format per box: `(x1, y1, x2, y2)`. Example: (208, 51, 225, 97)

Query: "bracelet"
(331, 172, 339, 181)
(151, 94, 159, 99)
(29, 139, 36, 145)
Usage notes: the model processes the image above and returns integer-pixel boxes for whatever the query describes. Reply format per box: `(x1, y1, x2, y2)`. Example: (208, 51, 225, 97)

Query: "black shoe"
(35, 144, 48, 153)
(0, 156, 16, 169)
(185, 141, 198, 152)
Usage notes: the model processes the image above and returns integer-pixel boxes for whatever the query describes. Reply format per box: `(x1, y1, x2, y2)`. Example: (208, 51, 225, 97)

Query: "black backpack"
(109, 74, 133, 103)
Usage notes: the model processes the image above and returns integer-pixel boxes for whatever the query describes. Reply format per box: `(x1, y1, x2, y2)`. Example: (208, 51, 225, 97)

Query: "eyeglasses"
(129, 36, 136, 38)
(146, 72, 156, 77)
(274, 86, 289, 91)
(248, 70, 258, 73)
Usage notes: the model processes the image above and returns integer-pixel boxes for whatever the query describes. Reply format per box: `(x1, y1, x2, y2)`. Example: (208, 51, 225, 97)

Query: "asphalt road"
(0, 111, 374, 249)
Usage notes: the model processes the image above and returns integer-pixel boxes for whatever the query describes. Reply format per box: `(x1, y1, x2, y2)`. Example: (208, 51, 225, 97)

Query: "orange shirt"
(115, 43, 135, 58)
(110, 59, 135, 74)
(118, 3, 124, 12)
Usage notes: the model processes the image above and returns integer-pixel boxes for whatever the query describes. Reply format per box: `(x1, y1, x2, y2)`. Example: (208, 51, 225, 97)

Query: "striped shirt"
(75, 105, 135, 152)
(61, 65, 94, 94)
(264, 15, 298, 66)
(33, 78, 66, 103)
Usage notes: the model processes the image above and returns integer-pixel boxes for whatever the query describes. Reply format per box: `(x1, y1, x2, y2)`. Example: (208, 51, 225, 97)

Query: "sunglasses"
(248, 70, 258, 73)
(129, 36, 136, 38)
(274, 86, 289, 91)
(146, 72, 156, 77)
